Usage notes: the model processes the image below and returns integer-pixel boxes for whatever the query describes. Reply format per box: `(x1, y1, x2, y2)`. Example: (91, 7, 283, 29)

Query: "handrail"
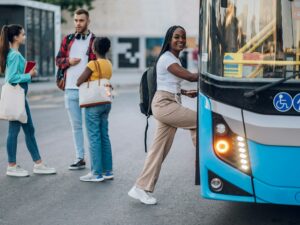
(223, 60, 300, 66)
(247, 27, 275, 53)
(237, 19, 276, 53)
(247, 65, 263, 78)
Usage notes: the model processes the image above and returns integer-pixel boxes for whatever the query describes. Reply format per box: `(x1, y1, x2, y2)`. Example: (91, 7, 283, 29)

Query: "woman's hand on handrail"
(181, 89, 197, 98)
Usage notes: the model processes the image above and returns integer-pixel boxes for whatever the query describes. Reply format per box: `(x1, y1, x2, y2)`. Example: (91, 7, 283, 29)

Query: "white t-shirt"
(65, 34, 91, 89)
(156, 51, 183, 94)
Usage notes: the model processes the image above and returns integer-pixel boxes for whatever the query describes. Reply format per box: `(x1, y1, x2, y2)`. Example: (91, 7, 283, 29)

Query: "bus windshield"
(200, 0, 300, 80)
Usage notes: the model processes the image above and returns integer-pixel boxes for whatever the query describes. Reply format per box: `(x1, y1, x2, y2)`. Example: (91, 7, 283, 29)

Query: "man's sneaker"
(80, 172, 104, 182)
(69, 159, 86, 170)
(103, 171, 114, 180)
(6, 165, 29, 177)
(128, 186, 157, 205)
(33, 163, 56, 175)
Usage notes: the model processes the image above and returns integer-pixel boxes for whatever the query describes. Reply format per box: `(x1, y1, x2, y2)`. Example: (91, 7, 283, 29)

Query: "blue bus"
(197, 0, 300, 205)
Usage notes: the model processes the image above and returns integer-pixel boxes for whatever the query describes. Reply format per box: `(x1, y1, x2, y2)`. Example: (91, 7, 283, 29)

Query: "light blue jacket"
(5, 48, 31, 84)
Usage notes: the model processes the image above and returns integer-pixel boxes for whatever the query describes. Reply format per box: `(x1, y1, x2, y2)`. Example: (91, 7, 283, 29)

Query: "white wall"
(62, 0, 199, 37)
(61, 0, 199, 71)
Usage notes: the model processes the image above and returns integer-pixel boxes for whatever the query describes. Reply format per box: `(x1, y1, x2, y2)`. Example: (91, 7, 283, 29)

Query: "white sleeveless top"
(156, 51, 183, 94)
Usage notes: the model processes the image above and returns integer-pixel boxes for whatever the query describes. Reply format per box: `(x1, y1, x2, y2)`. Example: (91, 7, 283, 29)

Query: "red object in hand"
(24, 61, 36, 73)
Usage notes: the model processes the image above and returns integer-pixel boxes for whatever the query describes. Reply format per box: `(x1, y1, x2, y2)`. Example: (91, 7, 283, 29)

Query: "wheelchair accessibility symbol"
(293, 93, 300, 112)
(273, 92, 293, 112)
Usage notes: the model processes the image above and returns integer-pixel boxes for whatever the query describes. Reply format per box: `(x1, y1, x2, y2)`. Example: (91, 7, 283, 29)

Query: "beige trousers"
(135, 91, 197, 192)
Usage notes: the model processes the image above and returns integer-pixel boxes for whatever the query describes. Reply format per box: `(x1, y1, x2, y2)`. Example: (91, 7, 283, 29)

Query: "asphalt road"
(0, 88, 299, 225)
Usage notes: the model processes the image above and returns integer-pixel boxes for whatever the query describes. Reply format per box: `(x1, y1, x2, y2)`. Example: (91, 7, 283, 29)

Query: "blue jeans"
(65, 89, 85, 160)
(85, 104, 112, 175)
(7, 83, 41, 163)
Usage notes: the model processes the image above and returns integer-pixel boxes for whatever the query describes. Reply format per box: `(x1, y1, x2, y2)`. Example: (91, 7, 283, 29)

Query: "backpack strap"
(88, 33, 97, 61)
(94, 60, 103, 79)
(144, 66, 157, 153)
(65, 34, 75, 51)
(93, 60, 102, 86)
(144, 115, 150, 153)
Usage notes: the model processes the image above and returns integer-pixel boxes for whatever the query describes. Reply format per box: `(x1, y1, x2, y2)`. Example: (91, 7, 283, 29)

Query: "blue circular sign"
(293, 93, 300, 113)
(273, 92, 293, 112)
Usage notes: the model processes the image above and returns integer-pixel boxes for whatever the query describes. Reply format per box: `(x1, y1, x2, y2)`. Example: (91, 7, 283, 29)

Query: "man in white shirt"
(56, 9, 96, 170)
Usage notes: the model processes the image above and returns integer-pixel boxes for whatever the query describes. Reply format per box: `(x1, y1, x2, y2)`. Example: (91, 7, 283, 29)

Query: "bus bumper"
(201, 166, 255, 203)
(254, 179, 300, 205)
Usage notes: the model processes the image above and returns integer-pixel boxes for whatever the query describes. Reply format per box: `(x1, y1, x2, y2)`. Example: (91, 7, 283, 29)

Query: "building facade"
(62, 0, 199, 72)
(0, 0, 60, 78)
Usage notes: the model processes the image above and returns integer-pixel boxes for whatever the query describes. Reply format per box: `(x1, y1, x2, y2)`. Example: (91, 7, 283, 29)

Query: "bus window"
(200, 0, 300, 79)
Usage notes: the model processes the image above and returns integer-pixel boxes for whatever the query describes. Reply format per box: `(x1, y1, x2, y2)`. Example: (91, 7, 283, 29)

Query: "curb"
(27, 84, 140, 97)
(1, 80, 140, 97)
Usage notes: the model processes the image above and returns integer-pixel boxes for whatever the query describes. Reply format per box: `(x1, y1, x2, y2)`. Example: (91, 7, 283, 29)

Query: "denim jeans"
(65, 89, 85, 160)
(85, 104, 112, 175)
(7, 83, 41, 163)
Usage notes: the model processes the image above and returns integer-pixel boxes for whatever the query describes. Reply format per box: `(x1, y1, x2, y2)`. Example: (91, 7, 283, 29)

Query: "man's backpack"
(139, 66, 157, 152)
(56, 34, 73, 91)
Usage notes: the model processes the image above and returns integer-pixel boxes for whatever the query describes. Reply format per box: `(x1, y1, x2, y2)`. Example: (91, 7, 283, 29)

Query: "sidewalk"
(0, 71, 141, 96)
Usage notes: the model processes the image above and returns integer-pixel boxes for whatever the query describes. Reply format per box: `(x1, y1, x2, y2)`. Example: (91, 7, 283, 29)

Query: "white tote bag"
(0, 83, 27, 123)
(79, 61, 112, 108)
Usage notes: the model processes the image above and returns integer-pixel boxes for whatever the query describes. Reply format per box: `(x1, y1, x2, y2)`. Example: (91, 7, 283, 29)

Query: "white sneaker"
(80, 172, 104, 182)
(128, 186, 157, 205)
(103, 171, 114, 180)
(6, 165, 29, 177)
(33, 163, 56, 175)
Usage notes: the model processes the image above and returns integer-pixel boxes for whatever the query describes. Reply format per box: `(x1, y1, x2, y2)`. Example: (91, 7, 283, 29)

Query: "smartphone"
(24, 61, 36, 73)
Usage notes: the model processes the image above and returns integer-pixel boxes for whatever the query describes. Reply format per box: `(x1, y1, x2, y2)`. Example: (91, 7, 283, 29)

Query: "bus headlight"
(215, 140, 230, 154)
(212, 113, 252, 175)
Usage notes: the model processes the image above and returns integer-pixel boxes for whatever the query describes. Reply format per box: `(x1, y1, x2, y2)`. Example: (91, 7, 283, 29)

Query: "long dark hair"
(0, 24, 23, 73)
(156, 25, 185, 62)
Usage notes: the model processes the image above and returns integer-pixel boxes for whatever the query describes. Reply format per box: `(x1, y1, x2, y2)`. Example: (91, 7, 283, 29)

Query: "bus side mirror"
(221, 0, 228, 8)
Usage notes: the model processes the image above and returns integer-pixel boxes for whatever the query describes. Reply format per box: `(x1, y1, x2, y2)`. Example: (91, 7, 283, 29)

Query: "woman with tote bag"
(77, 37, 113, 182)
(0, 24, 56, 177)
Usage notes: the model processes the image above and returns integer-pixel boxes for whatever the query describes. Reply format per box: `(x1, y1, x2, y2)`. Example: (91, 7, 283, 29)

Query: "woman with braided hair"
(128, 25, 198, 205)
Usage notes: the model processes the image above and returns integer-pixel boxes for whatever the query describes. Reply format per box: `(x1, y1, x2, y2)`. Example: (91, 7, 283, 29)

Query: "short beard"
(78, 26, 88, 34)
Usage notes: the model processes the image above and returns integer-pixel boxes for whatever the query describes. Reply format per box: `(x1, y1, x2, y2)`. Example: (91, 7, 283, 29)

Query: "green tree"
(36, 0, 94, 13)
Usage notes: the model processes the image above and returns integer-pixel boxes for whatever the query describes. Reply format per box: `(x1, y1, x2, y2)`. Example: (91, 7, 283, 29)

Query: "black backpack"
(56, 34, 73, 91)
(139, 66, 157, 152)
